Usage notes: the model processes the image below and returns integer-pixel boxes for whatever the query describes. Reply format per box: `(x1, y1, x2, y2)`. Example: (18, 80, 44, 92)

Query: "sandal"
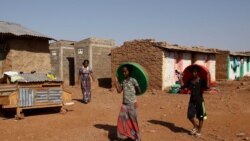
(194, 132, 201, 138)
(190, 128, 198, 135)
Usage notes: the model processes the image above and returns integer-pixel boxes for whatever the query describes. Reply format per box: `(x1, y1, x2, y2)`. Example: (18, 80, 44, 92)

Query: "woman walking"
(78, 60, 94, 104)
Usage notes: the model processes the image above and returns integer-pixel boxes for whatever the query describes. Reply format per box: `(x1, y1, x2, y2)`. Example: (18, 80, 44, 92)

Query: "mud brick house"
(0, 21, 53, 74)
(111, 39, 217, 90)
(50, 40, 75, 85)
(229, 52, 250, 79)
(216, 50, 250, 80)
(74, 37, 115, 87)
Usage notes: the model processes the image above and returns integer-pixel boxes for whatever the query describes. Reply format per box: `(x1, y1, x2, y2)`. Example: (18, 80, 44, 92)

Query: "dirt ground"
(0, 77, 250, 141)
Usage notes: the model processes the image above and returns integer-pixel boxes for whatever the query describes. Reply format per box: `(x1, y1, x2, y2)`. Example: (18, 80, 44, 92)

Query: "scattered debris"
(243, 137, 249, 141)
(241, 82, 246, 86)
(236, 132, 246, 137)
(148, 130, 157, 133)
(151, 89, 157, 95)
(160, 106, 165, 109)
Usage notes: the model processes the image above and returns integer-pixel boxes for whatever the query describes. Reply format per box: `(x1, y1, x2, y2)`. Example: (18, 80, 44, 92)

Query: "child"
(181, 66, 209, 137)
(77, 59, 95, 104)
(114, 65, 141, 141)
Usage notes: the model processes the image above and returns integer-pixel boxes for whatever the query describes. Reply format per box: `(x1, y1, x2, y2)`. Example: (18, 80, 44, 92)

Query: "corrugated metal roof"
(230, 52, 250, 57)
(0, 21, 54, 40)
(17, 73, 62, 83)
(126, 39, 217, 53)
(153, 41, 217, 53)
(49, 40, 76, 48)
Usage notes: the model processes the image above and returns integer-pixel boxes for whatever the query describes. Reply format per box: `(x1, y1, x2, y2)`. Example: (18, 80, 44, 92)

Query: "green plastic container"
(117, 62, 149, 95)
(168, 89, 180, 94)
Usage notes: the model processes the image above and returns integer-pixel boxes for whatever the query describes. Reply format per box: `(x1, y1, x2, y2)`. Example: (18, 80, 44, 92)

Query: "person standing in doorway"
(77, 59, 95, 104)
(181, 66, 210, 138)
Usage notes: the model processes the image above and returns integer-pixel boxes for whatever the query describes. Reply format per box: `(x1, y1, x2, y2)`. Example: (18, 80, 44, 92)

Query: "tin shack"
(0, 72, 73, 119)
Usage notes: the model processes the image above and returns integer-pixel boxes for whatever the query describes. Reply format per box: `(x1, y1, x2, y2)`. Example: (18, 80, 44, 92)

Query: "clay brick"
(111, 40, 163, 90)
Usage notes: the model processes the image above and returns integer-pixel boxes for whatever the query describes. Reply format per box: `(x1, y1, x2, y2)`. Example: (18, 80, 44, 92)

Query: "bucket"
(117, 62, 149, 95)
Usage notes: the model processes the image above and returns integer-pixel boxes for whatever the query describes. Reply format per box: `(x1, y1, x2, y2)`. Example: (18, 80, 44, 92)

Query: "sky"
(0, 0, 250, 51)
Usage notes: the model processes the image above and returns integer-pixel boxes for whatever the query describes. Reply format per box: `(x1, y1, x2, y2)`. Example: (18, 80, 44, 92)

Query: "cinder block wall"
(74, 41, 89, 81)
(50, 48, 61, 78)
(111, 40, 163, 90)
(92, 46, 112, 78)
(50, 40, 75, 83)
(74, 38, 114, 87)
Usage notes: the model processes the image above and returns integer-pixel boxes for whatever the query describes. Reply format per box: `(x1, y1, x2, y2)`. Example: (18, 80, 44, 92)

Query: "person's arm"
(133, 78, 141, 94)
(206, 72, 210, 89)
(134, 102, 138, 109)
(180, 77, 185, 87)
(89, 69, 95, 82)
(133, 79, 140, 109)
(114, 76, 123, 93)
(180, 72, 187, 88)
(90, 72, 95, 82)
(135, 86, 141, 94)
(77, 70, 80, 86)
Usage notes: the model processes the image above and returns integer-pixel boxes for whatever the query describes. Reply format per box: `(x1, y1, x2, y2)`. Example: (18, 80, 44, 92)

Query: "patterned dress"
(79, 66, 92, 103)
(117, 77, 141, 141)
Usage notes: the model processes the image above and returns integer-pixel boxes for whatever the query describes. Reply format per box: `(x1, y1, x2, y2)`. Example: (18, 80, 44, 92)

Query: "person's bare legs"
(189, 118, 198, 135)
(197, 119, 203, 133)
(189, 118, 197, 128)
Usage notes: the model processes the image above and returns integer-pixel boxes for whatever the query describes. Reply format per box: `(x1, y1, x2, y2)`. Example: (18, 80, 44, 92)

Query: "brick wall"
(111, 40, 163, 90)
(216, 51, 229, 79)
(5, 38, 51, 73)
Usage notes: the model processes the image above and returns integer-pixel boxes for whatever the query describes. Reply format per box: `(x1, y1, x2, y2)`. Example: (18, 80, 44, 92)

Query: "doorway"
(67, 57, 75, 86)
(0, 40, 6, 75)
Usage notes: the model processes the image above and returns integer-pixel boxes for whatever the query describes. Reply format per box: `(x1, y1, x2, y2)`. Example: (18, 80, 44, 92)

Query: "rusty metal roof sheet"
(122, 39, 217, 54)
(17, 73, 62, 83)
(0, 21, 54, 40)
(230, 52, 250, 57)
(153, 41, 217, 53)
(49, 40, 76, 48)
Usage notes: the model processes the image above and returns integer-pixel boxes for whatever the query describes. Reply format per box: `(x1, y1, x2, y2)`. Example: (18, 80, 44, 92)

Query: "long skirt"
(81, 75, 91, 103)
(117, 103, 141, 141)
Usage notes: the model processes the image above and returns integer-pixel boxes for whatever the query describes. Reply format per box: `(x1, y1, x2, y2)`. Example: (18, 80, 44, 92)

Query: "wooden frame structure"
(0, 81, 73, 119)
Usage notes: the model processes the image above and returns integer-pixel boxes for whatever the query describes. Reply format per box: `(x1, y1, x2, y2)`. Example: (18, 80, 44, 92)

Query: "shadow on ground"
(0, 107, 63, 120)
(73, 99, 84, 103)
(148, 120, 190, 134)
(94, 124, 137, 141)
(94, 124, 117, 141)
